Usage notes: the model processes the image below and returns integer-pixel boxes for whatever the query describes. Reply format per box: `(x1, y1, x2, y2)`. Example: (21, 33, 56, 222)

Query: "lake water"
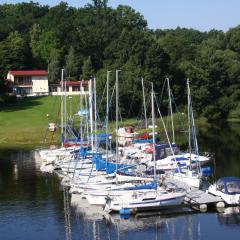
(0, 123, 240, 240)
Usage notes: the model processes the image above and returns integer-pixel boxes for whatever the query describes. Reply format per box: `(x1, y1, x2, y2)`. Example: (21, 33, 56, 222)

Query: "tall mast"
(106, 71, 111, 163)
(80, 81, 83, 146)
(187, 78, 192, 165)
(94, 77, 97, 149)
(151, 83, 156, 180)
(115, 70, 121, 175)
(85, 92, 89, 145)
(64, 79, 67, 142)
(141, 77, 148, 129)
(192, 106, 199, 156)
(89, 78, 93, 150)
(167, 77, 175, 143)
(61, 69, 64, 147)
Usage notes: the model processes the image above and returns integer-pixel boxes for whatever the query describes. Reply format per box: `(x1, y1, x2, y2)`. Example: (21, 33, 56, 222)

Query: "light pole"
(69, 96, 72, 120)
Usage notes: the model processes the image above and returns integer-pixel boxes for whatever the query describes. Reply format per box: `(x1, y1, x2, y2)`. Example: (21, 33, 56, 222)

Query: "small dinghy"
(208, 177, 240, 205)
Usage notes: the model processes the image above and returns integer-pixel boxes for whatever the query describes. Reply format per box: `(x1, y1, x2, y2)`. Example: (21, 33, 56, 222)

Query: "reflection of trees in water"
(197, 123, 240, 178)
(0, 150, 64, 215)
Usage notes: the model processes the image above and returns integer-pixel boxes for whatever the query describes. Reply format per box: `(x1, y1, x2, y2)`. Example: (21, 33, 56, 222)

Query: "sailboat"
(170, 79, 203, 188)
(146, 78, 210, 172)
(104, 83, 185, 213)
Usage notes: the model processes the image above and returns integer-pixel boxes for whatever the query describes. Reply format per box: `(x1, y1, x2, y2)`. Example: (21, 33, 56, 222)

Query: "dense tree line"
(0, 0, 240, 121)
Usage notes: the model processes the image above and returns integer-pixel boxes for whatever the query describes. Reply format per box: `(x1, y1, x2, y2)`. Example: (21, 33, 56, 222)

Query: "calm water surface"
(0, 123, 240, 240)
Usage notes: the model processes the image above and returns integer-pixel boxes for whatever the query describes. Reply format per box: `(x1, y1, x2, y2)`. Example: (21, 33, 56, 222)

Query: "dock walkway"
(162, 176, 223, 210)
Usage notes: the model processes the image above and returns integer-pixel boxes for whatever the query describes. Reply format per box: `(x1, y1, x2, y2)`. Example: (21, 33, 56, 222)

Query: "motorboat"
(207, 177, 240, 205)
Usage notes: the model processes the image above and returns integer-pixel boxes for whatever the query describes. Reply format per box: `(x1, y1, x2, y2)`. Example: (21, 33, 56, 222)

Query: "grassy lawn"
(0, 96, 62, 149)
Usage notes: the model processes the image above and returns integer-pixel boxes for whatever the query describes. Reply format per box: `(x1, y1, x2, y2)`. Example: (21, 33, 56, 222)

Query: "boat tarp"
(123, 181, 157, 190)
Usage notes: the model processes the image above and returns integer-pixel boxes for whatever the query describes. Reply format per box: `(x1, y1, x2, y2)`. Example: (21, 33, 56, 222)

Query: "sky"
(1, 0, 240, 32)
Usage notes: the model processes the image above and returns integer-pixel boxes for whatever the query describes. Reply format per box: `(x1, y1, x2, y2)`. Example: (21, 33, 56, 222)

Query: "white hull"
(149, 153, 210, 171)
(105, 190, 185, 212)
(208, 185, 240, 205)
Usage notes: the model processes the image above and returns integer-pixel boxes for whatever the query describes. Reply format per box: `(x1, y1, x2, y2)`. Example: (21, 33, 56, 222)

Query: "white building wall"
(7, 73, 14, 82)
(32, 76, 49, 93)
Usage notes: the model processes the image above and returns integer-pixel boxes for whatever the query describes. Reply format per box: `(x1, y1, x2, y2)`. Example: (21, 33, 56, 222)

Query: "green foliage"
(0, 31, 27, 78)
(226, 26, 240, 53)
(0, 2, 239, 121)
(64, 46, 78, 80)
(30, 24, 59, 65)
(48, 49, 60, 83)
(81, 56, 93, 79)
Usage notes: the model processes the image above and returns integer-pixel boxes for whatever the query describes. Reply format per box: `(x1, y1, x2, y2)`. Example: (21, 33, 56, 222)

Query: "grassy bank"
(0, 95, 229, 150)
(0, 96, 61, 149)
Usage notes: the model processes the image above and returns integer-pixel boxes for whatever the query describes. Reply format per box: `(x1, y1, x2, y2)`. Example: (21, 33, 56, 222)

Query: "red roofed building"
(7, 70, 49, 96)
(49, 80, 89, 96)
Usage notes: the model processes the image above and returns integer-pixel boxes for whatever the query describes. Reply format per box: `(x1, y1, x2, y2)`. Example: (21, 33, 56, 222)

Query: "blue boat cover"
(106, 162, 134, 174)
(123, 181, 157, 190)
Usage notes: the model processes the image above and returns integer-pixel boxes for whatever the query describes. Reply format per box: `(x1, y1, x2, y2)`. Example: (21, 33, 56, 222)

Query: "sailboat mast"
(187, 81, 198, 156)
(167, 77, 175, 143)
(187, 79, 192, 164)
(192, 109, 199, 155)
(151, 83, 156, 180)
(89, 79, 94, 150)
(106, 71, 111, 163)
(141, 77, 148, 129)
(85, 92, 89, 145)
(61, 69, 64, 147)
(80, 81, 83, 146)
(116, 70, 121, 175)
(94, 77, 97, 149)
(64, 79, 67, 142)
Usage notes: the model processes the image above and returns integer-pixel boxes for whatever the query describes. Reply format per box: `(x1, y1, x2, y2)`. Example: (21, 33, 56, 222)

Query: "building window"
(15, 76, 32, 85)
(17, 87, 32, 96)
(72, 86, 80, 92)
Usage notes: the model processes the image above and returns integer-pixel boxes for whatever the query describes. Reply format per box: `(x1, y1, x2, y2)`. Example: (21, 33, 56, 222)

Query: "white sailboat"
(104, 83, 185, 213)
(146, 77, 210, 172)
(170, 79, 202, 188)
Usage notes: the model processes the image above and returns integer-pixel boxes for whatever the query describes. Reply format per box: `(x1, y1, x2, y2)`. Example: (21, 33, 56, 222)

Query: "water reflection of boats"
(71, 193, 104, 221)
(217, 207, 240, 225)
(71, 192, 198, 236)
(63, 186, 72, 240)
(104, 213, 169, 233)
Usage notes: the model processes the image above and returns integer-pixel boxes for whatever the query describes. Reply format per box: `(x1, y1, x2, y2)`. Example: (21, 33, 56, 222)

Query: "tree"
(64, 46, 78, 80)
(48, 49, 60, 83)
(0, 31, 26, 76)
(81, 56, 92, 79)
(226, 26, 240, 53)
(30, 23, 59, 65)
